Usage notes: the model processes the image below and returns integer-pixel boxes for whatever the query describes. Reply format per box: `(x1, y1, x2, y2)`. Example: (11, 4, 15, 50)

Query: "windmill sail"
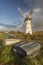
(18, 8, 25, 18)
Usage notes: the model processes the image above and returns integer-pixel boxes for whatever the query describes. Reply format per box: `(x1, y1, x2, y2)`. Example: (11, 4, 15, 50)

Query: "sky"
(0, 0, 43, 32)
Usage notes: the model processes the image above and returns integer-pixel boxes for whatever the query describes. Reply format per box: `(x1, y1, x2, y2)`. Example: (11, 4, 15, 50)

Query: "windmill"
(18, 8, 33, 35)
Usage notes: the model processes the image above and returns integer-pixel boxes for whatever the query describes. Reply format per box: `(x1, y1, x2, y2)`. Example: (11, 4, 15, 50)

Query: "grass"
(0, 31, 43, 65)
(0, 33, 9, 39)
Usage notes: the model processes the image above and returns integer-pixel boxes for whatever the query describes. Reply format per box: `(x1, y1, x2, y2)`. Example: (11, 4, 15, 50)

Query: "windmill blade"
(18, 21, 24, 28)
(29, 9, 33, 15)
(26, 9, 33, 19)
(16, 21, 24, 32)
(29, 9, 33, 16)
(18, 7, 25, 18)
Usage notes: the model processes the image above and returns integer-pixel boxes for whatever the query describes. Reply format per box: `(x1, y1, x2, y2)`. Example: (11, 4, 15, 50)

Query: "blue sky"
(0, 0, 43, 32)
(0, 0, 34, 25)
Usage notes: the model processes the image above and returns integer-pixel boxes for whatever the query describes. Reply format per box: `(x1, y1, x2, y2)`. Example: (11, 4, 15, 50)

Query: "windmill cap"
(24, 17, 32, 22)
(30, 9, 33, 14)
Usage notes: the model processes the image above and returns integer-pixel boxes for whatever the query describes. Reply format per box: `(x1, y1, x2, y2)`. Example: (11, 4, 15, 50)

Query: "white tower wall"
(25, 19, 32, 35)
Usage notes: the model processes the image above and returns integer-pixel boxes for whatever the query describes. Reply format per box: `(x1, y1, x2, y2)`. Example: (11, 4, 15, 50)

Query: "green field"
(0, 32, 43, 65)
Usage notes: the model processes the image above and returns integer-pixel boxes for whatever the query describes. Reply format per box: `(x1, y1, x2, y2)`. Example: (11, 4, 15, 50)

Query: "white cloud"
(33, 8, 41, 13)
(0, 25, 8, 31)
(0, 25, 18, 32)
(32, 8, 43, 32)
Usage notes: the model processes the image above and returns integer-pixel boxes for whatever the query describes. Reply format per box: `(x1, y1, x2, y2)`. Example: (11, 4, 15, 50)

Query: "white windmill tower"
(18, 8, 33, 35)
